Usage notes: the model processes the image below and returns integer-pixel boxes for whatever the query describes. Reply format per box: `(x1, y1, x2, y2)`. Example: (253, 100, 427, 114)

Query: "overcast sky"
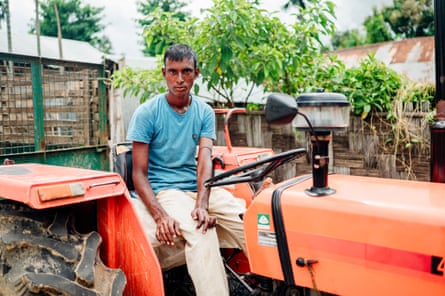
(7, 0, 391, 57)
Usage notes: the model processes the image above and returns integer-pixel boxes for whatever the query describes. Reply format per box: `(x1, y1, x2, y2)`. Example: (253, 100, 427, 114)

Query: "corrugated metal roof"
(0, 30, 105, 64)
(331, 36, 435, 83)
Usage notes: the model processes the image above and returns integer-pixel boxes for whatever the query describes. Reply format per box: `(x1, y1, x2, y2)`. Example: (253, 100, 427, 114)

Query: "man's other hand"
(191, 208, 217, 233)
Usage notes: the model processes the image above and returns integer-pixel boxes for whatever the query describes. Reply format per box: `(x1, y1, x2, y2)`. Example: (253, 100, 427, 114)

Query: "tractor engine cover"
(244, 174, 445, 295)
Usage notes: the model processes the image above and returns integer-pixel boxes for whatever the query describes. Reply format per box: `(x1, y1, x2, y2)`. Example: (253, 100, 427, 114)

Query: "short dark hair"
(163, 44, 198, 69)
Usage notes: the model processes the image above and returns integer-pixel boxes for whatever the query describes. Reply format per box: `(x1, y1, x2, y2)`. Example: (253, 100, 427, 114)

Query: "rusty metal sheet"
(332, 36, 435, 83)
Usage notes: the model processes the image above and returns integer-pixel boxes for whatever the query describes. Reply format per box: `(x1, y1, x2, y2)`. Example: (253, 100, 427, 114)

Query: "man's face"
(162, 57, 199, 97)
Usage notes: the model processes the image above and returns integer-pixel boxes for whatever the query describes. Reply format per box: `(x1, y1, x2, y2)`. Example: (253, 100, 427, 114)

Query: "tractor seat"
(112, 142, 220, 192)
(112, 142, 135, 192)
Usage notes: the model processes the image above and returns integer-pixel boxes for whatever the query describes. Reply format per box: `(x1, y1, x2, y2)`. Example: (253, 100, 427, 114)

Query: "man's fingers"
(191, 209, 217, 233)
(157, 225, 170, 244)
(203, 216, 216, 232)
(196, 217, 205, 231)
(173, 220, 182, 236)
(157, 219, 181, 245)
(208, 216, 217, 228)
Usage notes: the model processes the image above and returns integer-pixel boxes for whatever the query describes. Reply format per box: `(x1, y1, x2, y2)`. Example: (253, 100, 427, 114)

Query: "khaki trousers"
(131, 187, 246, 296)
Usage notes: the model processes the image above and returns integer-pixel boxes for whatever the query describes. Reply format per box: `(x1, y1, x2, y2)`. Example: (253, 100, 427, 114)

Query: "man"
(126, 44, 246, 295)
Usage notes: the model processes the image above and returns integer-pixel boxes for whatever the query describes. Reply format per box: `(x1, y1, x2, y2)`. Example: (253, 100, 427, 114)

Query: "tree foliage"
(0, 0, 6, 28)
(364, 8, 394, 44)
(113, 0, 433, 120)
(113, 61, 166, 101)
(136, 0, 190, 56)
(382, 0, 434, 38)
(115, 0, 338, 106)
(320, 53, 434, 119)
(332, 0, 433, 49)
(283, 0, 306, 10)
(331, 29, 366, 51)
(340, 54, 402, 119)
(30, 0, 112, 53)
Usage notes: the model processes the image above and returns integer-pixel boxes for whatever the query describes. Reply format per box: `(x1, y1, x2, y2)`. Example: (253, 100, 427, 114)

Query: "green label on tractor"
(257, 214, 270, 229)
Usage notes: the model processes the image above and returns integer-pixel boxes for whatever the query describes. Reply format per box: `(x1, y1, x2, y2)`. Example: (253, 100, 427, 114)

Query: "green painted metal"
(1, 54, 111, 171)
(98, 66, 108, 145)
(31, 62, 45, 151)
(0, 146, 110, 171)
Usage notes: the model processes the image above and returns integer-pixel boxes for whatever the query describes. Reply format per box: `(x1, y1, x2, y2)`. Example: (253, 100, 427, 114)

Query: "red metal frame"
(98, 194, 164, 296)
(0, 164, 165, 295)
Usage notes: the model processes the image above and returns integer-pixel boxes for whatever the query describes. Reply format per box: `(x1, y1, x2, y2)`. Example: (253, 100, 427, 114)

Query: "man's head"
(162, 44, 199, 99)
(163, 44, 198, 69)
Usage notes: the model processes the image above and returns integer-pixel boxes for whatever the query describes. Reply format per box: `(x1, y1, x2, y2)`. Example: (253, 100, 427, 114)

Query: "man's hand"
(191, 208, 217, 234)
(155, 216, 181, 245)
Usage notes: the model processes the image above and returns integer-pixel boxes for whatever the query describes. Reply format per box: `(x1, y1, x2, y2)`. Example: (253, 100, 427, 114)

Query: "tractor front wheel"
(0, 200, 126, 295)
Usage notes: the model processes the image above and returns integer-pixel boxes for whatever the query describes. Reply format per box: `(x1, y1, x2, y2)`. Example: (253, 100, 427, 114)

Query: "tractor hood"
(0, 163, 125, 209)
(244, 173, 445, 296)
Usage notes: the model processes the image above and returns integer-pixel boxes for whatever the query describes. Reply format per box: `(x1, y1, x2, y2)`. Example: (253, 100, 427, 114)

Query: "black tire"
(0, 200, 126, 296)
(163, 265, 195, 296)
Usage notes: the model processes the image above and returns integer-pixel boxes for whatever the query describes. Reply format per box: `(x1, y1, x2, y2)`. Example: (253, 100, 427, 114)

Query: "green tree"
(30, 0, 112, 53)
(340, 54, 402, 119)
(364, 8, 394, 44)
(332, 0, 433, 49)
(332, 29, 366, 50)
(114, 0, 338, 106)
(382, 0, 434, 38)
(0, 0, 12, 53)
(0, 0, 6, 28)
(283, 0, 306, 9)
(136, 0, 189, 56)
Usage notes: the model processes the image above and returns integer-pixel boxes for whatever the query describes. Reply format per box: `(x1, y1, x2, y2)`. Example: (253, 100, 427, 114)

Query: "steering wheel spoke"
(205, 148, 306, 188)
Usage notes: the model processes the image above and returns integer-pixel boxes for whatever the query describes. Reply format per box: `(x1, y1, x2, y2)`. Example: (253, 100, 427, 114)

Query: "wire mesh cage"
(0, 61, 34, 154)
(0, 56, 105, 156)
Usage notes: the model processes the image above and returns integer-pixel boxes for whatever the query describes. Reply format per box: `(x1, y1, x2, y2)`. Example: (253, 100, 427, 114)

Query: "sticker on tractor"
(257, 214, 270, 229)
(258, 230, 277, 247)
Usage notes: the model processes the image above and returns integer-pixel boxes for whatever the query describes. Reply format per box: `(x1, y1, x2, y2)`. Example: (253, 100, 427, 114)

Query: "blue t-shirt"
(126, 94, 216, 194)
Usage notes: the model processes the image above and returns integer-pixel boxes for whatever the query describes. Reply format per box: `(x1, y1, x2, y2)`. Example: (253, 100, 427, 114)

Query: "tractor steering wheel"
(204, 148, 306, 188)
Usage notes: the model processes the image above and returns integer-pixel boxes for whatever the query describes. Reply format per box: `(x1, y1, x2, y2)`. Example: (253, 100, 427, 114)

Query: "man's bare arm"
(192, 137, 216, 232)
(132, 141, 181, 245)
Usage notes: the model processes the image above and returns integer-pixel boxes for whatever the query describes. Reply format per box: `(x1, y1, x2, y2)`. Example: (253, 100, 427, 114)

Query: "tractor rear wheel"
(0, 200, 126, 296)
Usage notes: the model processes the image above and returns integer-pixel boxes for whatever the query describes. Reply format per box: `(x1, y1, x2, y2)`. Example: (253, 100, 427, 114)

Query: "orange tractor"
(1, 92, 445, 296)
